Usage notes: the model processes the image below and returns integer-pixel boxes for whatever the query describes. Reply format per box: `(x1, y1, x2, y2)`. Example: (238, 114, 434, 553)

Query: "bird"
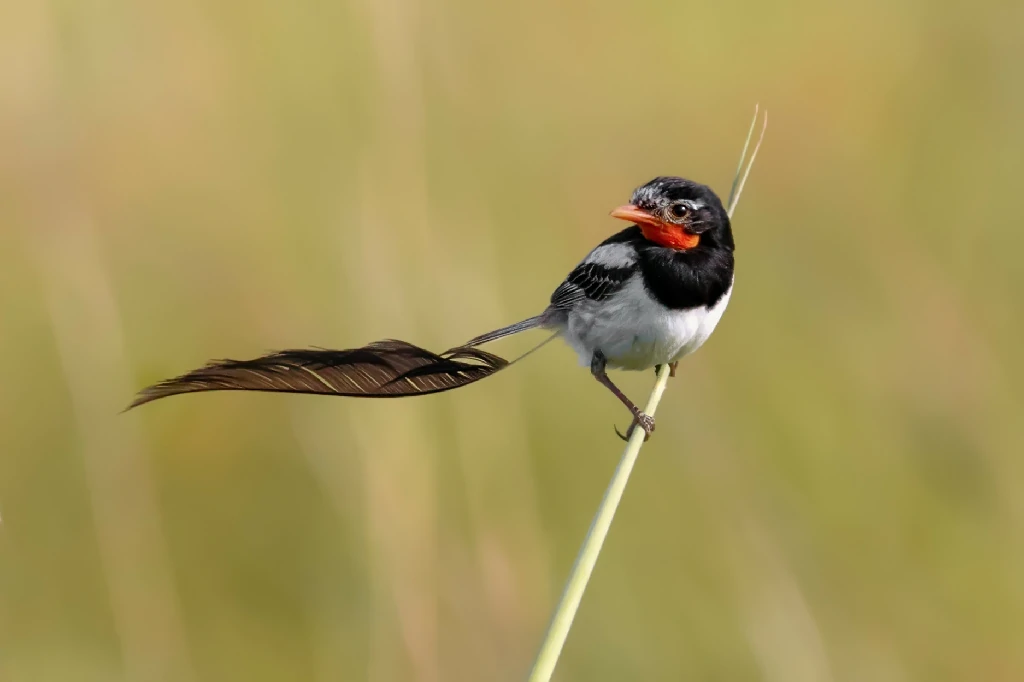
(129, 176, 735, 439)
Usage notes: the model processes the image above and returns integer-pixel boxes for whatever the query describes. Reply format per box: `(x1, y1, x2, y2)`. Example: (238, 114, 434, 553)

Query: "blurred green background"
(2, 0, 1023, 680)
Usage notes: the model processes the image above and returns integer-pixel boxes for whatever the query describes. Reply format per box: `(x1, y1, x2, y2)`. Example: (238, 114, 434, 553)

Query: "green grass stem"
(526, 106, 767, 682)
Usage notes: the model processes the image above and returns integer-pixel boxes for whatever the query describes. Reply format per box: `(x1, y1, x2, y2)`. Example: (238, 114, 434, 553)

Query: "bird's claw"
(614, 412, 656, 442)
(654, 362, 679, 378)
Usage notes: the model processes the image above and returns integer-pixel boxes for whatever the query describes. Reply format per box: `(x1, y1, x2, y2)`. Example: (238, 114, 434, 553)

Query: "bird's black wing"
(549, 228, 644, 311)
(549, 262, 635, 310)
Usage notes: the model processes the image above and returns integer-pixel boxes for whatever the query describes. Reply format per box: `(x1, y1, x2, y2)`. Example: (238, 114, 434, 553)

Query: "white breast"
(560, 277, 733, 370)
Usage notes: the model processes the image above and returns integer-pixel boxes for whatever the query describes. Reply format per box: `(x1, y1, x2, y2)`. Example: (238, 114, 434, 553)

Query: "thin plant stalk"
(526, 107, 768, 682)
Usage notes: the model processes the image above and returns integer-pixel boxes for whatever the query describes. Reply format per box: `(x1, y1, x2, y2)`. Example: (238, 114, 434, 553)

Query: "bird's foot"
(614, 412, 656, 442)
(654, 362, 679, 378)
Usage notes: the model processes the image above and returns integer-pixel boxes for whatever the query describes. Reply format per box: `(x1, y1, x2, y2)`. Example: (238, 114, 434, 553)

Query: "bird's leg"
(591, 351, 655, 439)
(653, 361, 679, 377)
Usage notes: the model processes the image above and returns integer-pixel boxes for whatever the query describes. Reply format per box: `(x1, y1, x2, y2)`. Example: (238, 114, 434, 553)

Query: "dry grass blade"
(728, 108, 768, 217)
(728, 103, 760, 207)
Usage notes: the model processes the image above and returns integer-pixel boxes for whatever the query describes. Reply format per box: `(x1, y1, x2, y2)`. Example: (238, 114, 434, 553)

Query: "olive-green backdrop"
(2, 0, 1022, 680)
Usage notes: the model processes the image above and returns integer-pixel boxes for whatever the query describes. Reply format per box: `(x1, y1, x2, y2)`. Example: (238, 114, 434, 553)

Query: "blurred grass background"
(2, 0, 1023, 680)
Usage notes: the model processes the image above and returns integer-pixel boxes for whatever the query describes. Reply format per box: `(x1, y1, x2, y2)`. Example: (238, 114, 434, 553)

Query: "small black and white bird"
(130, 176, 735, 438)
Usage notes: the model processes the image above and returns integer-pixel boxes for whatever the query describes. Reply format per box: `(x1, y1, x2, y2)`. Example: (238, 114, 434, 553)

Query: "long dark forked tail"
(126, 316, 547, 410)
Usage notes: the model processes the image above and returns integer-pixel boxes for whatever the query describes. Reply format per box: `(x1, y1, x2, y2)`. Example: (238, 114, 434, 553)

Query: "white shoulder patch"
(583, 242, 636, 268)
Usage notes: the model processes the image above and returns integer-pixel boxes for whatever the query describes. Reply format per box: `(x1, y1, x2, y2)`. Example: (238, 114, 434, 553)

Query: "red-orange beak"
(609, 203, 700, 250)
(609, 204, 661, 228)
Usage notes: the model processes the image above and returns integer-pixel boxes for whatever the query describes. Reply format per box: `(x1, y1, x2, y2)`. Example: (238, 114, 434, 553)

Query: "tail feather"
(127, 314, 549, 410)
(464, 315, 545, 347)
(127, 340, 509, 410)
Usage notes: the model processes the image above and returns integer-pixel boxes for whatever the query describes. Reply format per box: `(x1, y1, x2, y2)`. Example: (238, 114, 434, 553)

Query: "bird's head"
(610, 177, 733, 252)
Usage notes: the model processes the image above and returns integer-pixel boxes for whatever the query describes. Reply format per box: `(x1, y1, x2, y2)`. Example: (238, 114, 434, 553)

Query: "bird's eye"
(668, 203, 688, 219)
